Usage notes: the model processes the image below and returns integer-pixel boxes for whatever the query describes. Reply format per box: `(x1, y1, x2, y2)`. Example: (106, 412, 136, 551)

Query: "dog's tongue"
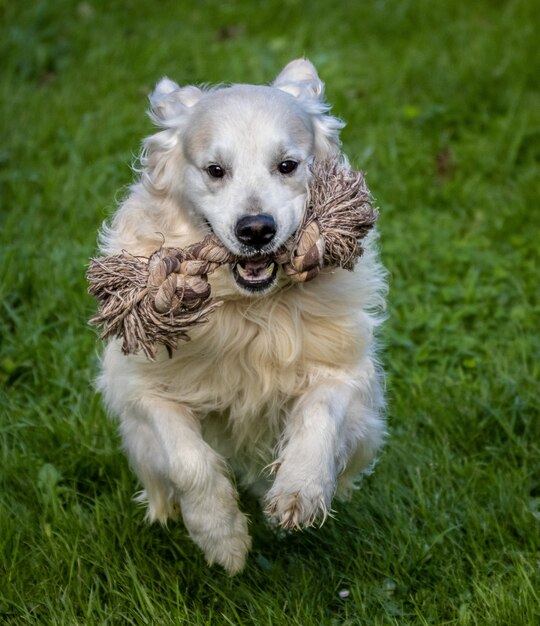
(241, 258, 272, 277)
(236, 256, 276, 282)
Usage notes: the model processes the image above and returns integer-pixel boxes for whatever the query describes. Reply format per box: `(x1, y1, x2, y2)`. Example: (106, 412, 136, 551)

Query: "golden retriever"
(96, 59, 386, 574)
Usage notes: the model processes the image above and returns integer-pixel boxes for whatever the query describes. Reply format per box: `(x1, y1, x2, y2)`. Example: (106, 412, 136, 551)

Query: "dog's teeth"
(265, 263, 275, 276)
(237, 264, 249, 279)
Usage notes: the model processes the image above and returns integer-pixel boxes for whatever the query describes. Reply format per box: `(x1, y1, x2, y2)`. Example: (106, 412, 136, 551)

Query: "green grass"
(1, 0, 539, 623)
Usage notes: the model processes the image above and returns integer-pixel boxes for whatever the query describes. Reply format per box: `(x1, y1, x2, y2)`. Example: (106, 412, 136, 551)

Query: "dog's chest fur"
(117, 267, 369, 460)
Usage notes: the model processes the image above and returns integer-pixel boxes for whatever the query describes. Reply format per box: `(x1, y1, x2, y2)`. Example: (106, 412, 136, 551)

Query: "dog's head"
(144, 59, 344, 295)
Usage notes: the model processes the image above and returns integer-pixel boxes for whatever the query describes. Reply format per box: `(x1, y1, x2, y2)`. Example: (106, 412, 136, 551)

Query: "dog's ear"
(273, 58, 324, 100)
(149, 78, 203, 126)
(274, 59, 344, 158)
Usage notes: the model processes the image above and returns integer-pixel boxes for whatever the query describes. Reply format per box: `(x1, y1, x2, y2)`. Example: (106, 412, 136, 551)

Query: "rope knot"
(279, 220, 325, 282)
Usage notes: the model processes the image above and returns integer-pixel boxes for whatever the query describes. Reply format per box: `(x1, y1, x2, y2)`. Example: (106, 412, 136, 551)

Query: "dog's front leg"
(265, 374, 382, 529)
(121, 398, 251, 574)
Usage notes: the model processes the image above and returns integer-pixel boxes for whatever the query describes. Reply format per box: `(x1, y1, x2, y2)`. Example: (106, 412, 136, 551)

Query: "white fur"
(97, 59, 387, 575)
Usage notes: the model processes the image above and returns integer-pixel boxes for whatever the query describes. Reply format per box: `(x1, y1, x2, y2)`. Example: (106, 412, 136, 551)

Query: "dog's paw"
(203, 519, 252, 576)
(264, 481, 334, 530)
(187, 507, 252, 576)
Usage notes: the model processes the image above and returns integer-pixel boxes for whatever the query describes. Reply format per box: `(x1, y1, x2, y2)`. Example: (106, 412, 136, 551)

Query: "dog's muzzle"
(231, 214, 279, 293)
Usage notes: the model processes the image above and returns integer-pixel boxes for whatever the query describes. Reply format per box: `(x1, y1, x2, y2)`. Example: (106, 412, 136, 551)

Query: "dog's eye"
(278, 160, 298, 175)
(207, 164, 225, 179)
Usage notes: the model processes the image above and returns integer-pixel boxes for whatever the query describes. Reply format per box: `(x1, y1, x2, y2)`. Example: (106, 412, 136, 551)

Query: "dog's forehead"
(199, 84, 304, 116)
(185, 85, 313, 154)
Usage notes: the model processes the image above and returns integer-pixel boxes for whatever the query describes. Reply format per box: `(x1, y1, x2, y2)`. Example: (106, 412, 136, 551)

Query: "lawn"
(1, 0, 539, 624)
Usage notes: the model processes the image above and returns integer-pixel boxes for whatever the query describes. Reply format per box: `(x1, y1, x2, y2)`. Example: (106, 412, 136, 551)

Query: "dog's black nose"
(235, 214, 276, 248)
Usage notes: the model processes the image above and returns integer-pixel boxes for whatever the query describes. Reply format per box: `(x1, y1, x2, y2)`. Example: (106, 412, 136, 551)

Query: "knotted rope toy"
(87, 159, 378, 359)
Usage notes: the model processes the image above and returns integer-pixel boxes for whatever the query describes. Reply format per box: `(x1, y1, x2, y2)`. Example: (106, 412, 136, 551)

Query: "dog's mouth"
(232, 256, 279, 293)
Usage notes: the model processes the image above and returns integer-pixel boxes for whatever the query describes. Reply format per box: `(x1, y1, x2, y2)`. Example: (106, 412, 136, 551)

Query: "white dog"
(97, 59, 386, 574)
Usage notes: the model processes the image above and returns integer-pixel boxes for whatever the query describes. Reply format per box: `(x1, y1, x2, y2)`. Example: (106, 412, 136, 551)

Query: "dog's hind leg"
(264, 363, 384, 529)
(119, 398, 251, 574)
